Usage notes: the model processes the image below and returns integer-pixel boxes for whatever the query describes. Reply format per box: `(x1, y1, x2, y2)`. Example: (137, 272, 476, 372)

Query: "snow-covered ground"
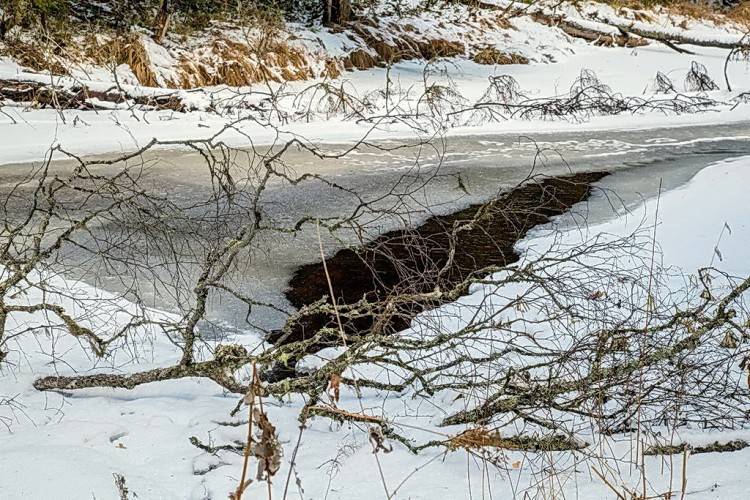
(2, 40, 749, 165)
(3, 2, 750, 498)
(2, 0, 750, 165)
(1, 150, 749, 499)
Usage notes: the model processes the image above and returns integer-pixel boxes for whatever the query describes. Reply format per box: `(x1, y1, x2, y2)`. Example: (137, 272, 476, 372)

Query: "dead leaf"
(369, 425, 393, 454)
(252, 408, 282, 481)
(328, 373, 341, 406)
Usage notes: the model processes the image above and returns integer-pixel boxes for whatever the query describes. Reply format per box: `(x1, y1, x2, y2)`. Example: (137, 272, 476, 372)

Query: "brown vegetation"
(2, 1, 745, 91)
(472, 47, 529, 65)
(1, 30, 158, 86)
(178, 38, 263, 88)
(728, 2, 750, 28)
(415, 38, 464, 59)
(86, 32, 159, 87)
(1, 34, 69, 74)
(341, 49, 378, 70)
(175, 37, 325, 88)
(604, 0, 749, 28)
(107, 34, 159, 87)
(351, 22, 464, 65)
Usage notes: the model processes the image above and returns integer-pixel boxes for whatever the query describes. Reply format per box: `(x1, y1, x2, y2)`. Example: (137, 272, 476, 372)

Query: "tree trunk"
(323, 0, 352, 25)
(153, 0, 173, 44)
(539, 13, 750, 51)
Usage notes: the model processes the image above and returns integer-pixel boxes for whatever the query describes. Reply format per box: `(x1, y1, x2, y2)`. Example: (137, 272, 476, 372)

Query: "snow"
(3, 2, 750, 498)
(2, 0, 750, 165)
(2, 147, 750, 499)
(2, 40, 750, 167)
(521, 155, 750, 272)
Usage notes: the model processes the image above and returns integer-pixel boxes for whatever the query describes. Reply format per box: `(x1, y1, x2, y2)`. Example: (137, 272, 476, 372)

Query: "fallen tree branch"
(533, 12, 750, 52)
(646, 439, 750, 456)
(33, 360, 248, 393)
(303, 405, 387, 424)
(564, 23, 645, 47)
(595, 15, 750, 51)
(416, 433, 587, 453)
(532, 13, 647, 47)
(0, 79, 187, 111)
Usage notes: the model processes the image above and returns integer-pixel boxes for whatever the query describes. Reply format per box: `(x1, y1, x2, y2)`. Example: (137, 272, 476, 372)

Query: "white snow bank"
(2, 42, 750, 166)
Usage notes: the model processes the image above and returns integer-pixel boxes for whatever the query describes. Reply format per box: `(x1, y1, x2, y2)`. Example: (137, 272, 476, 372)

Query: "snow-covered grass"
(2, 38, 749, 166)
(1, 0, 749, 166)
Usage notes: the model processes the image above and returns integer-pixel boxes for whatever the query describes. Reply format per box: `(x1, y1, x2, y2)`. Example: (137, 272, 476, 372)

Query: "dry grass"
(351, 24, 415, 63)
(352, 24, 466, 65)
(342, 49, 378, 71)
(3, 1, 746, 92)
(324, 58, 342, 79)
(266, 42, 311, 81)
(180, 5, 293, 86)
(603, 0, 687, 8)
(479, 13, 515, 31)
(176, 37, 322, 88)
(1, 35, 69, 75)
(665, 1, 725, 24)
(178, 39, 262, 88)
(472, 47, 529, 65)
(352, 23, 464, 65)
(1, 29, 160, 86)
(448, 427, 509, 451)
(415, 38, 465, 60)
(2, 12, 335, 89)
(78, 32, 159, 87)
(106, 34, 159, 87)
(728, 2, 750, 28)
(604, 0, 742, 25)
(376, 39, 415, 62)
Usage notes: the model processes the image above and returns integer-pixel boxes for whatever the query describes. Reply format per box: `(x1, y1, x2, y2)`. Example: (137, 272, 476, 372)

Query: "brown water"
(265, 171, 607, 380)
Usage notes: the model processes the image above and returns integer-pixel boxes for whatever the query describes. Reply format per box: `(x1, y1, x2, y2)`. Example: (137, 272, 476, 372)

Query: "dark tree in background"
(0, 0, 68, 36)
(148, 0, 352, 43)
(153, 0, 172, 43)
(322, 0, 351, 24)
